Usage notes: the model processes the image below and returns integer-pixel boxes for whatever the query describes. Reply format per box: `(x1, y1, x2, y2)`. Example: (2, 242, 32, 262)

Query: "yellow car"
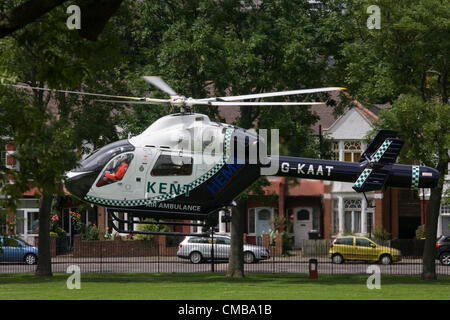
(329, 236, 402, 265)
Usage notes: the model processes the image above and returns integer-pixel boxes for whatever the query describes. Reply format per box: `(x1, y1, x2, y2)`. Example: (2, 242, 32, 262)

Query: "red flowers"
(69, 210, 81, 220)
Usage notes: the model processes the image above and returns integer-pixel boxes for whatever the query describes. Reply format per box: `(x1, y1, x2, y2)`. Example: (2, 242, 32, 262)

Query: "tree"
(374, 96, 449, 280)
(0, 0, 124, 41)
(329, 0, 449, 279)
(0, 4, 129, 276)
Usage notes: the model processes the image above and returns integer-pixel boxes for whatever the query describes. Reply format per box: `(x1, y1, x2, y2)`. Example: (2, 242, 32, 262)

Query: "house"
(436, 168, 450, 238)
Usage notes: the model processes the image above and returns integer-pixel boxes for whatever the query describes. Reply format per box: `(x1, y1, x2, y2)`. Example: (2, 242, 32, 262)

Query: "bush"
(80, 223, 100, 241)
(135, 219, 173, 243)
(372, 226, 391, 241)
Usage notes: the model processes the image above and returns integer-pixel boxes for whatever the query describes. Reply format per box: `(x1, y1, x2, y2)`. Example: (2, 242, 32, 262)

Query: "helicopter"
(7, 77, 440, 235)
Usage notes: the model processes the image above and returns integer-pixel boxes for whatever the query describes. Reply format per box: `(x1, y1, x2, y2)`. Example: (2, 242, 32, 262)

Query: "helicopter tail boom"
(273, 130, 438, 191)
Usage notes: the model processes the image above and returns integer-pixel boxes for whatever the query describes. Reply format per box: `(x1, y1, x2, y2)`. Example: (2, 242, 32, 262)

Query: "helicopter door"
(117, 147, 152, 200)
(90, 152, 141, 201)
(146, 151, 195, 200)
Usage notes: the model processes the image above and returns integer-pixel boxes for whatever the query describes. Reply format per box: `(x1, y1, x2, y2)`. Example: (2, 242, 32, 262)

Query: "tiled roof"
(286, 179, 324, 197)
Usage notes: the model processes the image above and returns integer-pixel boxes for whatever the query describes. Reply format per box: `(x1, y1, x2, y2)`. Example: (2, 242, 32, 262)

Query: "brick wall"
(73, 235, 177, 258)
(35, 235, 57, 258)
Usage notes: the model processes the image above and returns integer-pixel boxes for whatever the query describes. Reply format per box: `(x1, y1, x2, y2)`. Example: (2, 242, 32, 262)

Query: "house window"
(440, 204, 450, 215)
(367, 212, 374, 235)
(332, 199, 339, 234)
(15, 209, 39, 235)
(258, 209, 271, 220)
(248, 208, 255, 234)
(344, 199, 361, 234)
(343, 141, 361, 162)
(225, 221, 231, 233)
(331, 142, 340, 160)
(297, 210, 310, 221)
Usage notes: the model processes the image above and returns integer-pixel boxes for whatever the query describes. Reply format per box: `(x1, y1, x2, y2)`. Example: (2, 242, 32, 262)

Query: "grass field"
(0, 273, 449, 300)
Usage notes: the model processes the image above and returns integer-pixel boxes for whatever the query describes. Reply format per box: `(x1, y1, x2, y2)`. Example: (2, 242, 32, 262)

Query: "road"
(1, 255, 449, 276)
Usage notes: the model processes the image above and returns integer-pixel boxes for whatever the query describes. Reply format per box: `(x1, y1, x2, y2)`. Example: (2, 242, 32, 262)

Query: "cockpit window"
(96, 153, 134, 187)
(151, 154, 193, 176)
(73, 140, 135, 173)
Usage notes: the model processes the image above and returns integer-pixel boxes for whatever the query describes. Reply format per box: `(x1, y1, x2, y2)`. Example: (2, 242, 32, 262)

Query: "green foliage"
(373, 95, 449, 170)
(135, 219, 172, 242)
(80, 223, 100, 241)
(329, 0, 449, 105)
(372, 226, 391, 241)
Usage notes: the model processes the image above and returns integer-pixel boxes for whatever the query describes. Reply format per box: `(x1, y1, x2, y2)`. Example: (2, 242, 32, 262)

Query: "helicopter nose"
(64, 170, 98, 200)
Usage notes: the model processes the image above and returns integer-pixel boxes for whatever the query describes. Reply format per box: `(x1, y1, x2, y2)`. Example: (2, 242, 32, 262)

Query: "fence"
(0, 234, 449, 276)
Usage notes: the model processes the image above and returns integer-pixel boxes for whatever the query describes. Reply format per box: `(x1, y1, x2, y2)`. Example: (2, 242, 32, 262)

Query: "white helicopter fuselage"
(65, 113, 261, 219)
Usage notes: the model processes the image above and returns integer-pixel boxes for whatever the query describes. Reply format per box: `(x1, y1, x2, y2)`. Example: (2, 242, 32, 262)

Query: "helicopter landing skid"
(107, 208, 222, 237)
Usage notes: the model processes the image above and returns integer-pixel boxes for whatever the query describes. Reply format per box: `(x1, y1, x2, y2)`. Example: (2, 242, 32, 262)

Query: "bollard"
(309, 258, 318, 279)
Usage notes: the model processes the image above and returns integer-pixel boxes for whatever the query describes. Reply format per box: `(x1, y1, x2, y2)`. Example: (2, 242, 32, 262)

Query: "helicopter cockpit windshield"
(73, 140, 135, 173)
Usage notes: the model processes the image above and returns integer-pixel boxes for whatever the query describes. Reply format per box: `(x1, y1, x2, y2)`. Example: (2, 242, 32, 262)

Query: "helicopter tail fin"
(358, 129, 404, 165)
(352, 130, 404, 193)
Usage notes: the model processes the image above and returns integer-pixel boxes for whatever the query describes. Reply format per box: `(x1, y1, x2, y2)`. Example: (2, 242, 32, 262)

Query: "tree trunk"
(226, 202, 245, 278)
(35, 193, 53, 277)
(421, 186, 443, 280)
(0, 0, 67, 38)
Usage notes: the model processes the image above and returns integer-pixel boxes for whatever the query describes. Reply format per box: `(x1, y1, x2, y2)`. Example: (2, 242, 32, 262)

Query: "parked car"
(177, 235, 270, 264)
(329, 236, 402, 265)
(0, 236, 38, 265)
(436, 235, 450, 266)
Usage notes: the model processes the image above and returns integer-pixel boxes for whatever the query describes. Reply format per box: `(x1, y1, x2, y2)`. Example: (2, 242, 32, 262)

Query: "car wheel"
(24, 253, 37, 265)
(243, 251, 255, 264)
(439, 252, 450, 266)
(380, 254, 392, 265)
(331, 254, 344, 264)
(189, 251, 203, 264)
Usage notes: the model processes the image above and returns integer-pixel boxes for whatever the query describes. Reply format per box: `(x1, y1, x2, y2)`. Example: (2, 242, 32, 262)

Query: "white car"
(177, 235, 270, 264)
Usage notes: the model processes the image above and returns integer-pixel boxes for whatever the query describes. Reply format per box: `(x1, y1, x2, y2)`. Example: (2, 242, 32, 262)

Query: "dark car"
(436, 235, 450, 266)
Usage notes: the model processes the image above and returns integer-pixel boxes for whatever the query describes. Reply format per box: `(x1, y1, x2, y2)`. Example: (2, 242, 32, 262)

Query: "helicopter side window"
(96, 153, 134, 187)
(151, 154, 193, 176)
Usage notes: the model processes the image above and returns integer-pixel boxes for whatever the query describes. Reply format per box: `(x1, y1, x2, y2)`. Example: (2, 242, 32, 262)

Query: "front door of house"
(293, 207, 313, 248)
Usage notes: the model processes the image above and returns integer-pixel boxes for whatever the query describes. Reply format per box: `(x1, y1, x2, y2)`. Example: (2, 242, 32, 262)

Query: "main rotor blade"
(142, 76, 178, 97)
(209, 101, 325, 106)
(94, 99, 170, 105)
(212, 87, 345, 102)
(4, 84, 146, 101)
